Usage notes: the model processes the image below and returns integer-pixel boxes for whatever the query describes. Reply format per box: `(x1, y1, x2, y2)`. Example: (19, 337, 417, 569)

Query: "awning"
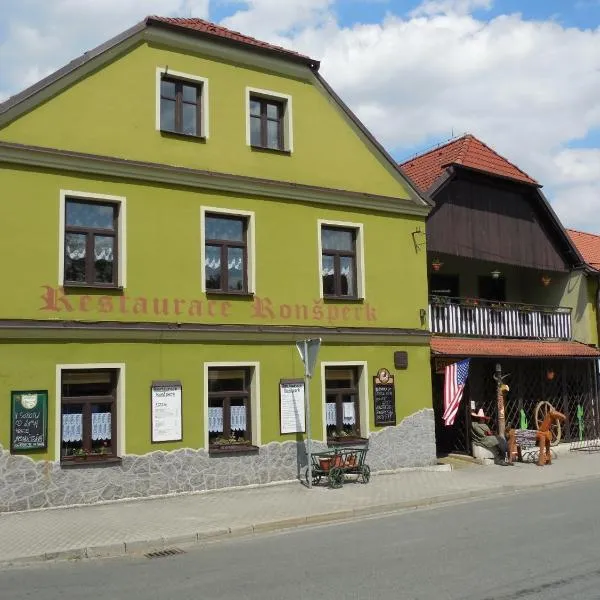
(431, 336, 600, 358)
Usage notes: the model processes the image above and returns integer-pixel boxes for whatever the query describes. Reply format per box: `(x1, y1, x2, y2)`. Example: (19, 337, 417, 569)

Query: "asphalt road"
(2, 480, 600, 600)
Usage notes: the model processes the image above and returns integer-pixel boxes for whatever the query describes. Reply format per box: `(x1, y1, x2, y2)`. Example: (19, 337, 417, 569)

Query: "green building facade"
(0, 17, 433, 511)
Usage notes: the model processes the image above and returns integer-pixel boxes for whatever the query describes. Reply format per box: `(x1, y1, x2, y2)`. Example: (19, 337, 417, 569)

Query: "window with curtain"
(321, 226, 357, 298)
(64, 200, 118, 287)
(205, 213, 248, 293)
(61, 370, 117, 461)
(208, 368, 252, 449)
(325, 367, 361, 442)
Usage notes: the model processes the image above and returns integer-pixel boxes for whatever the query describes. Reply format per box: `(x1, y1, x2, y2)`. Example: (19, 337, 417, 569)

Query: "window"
(203, 209, 254, 294)
(64, 199, 119, 287)
(250, 96, 283, 149)
(321, 226, 358, 298)
(207, 368, 253, 449)
(160, 77, 202, 136)
(246, 87, 293, 152)
(325, 367, 361, 442)
(60, 370, 118, 461)
(156, 68, 209, 138)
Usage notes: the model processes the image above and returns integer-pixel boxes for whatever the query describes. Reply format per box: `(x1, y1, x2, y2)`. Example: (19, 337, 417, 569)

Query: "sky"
(0, 0, 599, 233)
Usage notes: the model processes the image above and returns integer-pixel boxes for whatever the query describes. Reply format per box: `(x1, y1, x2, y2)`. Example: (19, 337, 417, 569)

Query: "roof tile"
(431, 336, 600, 358)
(149, 16, 316, 65)
(400, 134, 538, 193)
(567, 229, 600, 270)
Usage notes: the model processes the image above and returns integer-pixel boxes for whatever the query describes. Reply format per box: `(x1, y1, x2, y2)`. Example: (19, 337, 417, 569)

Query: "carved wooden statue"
(507, 408, 566, 466)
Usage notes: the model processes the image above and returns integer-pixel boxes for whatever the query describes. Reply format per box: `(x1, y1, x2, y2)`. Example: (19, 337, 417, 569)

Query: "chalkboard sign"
(373, 369, 396, 427)
(11, 390, 48, 451)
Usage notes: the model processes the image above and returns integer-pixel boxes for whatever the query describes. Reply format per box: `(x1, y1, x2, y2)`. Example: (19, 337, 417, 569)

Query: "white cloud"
(410, 0, 492, 17)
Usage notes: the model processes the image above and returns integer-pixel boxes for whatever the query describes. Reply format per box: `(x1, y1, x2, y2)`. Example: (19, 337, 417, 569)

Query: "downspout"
(595, 275, 600, 348)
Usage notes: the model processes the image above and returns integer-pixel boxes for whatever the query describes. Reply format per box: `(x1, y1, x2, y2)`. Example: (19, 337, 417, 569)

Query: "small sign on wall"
(151, 381, 183, 443)
(279, 379, 305, 434)
(11, 390, 48, 452)
(373, 368, 396, 427)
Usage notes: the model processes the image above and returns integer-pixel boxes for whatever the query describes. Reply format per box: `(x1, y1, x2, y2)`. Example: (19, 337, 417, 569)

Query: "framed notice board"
(11, 390, 48, 451)
(373, 369, 396, 427)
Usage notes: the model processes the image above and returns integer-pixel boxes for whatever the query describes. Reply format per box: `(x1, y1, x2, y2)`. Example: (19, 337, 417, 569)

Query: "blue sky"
(0, 0, 599, 230)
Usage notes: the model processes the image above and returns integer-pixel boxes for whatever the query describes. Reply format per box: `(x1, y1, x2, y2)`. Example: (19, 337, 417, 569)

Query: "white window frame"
(59, 190, 127, 288)
(245, 86, 293, 152)
(317, 219, 365, 299)
(200, 206, 256, 294)
(203, 362, 261, 449)
(55, 363, 126, 462)
(156, 67, 210, 138)
(320, 361, 369, 443)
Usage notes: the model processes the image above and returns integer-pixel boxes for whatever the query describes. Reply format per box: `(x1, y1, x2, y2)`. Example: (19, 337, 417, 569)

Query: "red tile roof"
(148, 16, 317, 66)
(431, 336, 600, 358)
(567, 229, 600, 271)
(400, 134, 539, 193)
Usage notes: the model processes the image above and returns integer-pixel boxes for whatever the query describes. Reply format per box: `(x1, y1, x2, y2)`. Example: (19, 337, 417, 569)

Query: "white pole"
(304, 339, 313, 489)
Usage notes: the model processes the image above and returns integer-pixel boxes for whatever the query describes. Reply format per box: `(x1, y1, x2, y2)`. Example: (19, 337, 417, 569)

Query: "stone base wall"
(0, 409, 435, 512)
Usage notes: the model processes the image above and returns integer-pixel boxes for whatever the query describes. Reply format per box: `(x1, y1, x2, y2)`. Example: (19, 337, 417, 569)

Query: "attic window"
(245, 87, 293, 153)
(156, 68, 209, 139)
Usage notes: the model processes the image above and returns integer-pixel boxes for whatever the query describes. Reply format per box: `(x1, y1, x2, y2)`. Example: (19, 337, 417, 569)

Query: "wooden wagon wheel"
(534, 400, 562, 446)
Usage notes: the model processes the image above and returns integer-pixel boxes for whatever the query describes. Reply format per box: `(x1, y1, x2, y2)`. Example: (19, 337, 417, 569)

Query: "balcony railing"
(428, 297, 572, 340)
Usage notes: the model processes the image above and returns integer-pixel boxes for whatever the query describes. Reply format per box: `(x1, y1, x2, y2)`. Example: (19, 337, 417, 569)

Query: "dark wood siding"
(427, 172, 568, 271)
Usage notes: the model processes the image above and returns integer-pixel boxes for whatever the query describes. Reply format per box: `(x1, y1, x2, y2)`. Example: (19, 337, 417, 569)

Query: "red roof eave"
(431, 336, 600, 358)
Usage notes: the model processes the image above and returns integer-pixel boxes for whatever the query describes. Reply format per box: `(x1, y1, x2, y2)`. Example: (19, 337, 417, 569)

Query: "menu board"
(373, 371, 396, 427)
(151, 381, 183, 442)
(11, 390, 48, 451)
(279, 379, 305, 434)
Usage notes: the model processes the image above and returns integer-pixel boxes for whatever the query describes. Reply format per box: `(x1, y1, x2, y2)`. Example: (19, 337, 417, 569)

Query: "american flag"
(442, 359, 471, 426)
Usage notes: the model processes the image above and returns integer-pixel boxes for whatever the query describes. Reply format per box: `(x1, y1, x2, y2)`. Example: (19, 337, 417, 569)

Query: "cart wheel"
(304, 467, 321, 487)
(535, 400, 562, 446)
(329, 467, 344, 489)
(361, 465, 371, 484)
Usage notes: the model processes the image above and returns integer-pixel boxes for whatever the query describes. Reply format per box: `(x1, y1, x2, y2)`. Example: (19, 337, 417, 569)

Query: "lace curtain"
(66, 246, 114, 261)
(208, 406, 247, 432)
(205, 256, 243, 270)
(326, 402, 356, 425)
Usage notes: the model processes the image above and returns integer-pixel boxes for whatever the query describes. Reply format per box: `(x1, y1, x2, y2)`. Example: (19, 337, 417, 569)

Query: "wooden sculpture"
(507, 406, 566, 466)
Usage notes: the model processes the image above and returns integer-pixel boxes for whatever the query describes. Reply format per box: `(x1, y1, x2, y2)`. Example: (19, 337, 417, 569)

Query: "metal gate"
(469, 359, 599, 443)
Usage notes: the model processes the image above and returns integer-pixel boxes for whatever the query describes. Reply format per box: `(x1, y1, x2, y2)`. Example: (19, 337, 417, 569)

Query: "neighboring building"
(567, 229, 600, 346)
(0, 17, 432, 511)
(400, 134, 600, 456)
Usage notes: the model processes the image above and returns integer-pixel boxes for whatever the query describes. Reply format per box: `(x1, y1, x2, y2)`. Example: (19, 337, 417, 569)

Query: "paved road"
(2, 479, 600, 600)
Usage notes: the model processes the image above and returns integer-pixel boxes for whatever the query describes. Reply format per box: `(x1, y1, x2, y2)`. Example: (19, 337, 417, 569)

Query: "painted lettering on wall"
(39, 286, 377, 323)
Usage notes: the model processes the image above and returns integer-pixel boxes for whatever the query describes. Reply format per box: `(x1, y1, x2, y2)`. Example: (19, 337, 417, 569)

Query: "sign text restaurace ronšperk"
(39, 286, 378, 324)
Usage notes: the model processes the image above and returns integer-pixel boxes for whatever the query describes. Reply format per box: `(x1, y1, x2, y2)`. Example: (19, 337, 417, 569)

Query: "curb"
(2, 470, 599, 567)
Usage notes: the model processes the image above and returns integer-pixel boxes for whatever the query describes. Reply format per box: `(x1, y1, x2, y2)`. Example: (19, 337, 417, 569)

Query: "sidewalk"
(2, 449, 600, 566)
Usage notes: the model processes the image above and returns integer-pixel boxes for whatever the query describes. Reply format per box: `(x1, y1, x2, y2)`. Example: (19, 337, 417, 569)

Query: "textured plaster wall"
(0, 409, 435, 513)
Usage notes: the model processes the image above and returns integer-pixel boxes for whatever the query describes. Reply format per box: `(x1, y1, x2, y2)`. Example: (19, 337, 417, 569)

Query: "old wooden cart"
(305, 446, 370, 488)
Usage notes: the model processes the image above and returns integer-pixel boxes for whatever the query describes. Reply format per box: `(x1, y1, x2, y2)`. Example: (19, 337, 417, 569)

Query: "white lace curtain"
(326, 402, 356, 426)
(62, 412, 111, 442)
(208, 406, 247, 432)
(66, 246, 114, 261)
(321, 263, 352, 277)
(205, 256, 243, 270)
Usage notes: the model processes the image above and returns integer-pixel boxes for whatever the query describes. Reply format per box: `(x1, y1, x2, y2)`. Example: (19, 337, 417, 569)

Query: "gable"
(427, 171, 571, 271)
(0, 25, 425, 207)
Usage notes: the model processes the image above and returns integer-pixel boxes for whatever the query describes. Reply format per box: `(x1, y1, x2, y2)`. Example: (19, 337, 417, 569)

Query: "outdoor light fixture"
(546, 369, 555, 381)
(491, 269, 501, 279)
(541, 275, 551, 287)
(431, 258, 443, 272)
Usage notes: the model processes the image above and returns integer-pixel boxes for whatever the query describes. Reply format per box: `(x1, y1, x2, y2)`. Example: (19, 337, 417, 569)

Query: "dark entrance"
(429, 274, 459, 298)
(478, 275, 506, 302)
(432, 357, 599, 456)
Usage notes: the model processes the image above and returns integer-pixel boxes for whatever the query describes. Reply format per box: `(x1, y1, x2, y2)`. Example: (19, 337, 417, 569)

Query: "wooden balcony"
(428, 297, 572, 340)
